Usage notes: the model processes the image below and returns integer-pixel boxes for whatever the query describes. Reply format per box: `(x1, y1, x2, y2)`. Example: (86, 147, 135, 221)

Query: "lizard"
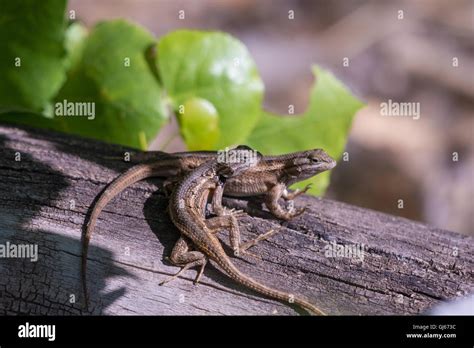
(165, 145, 326, 315)
(82, 148, 336, 308)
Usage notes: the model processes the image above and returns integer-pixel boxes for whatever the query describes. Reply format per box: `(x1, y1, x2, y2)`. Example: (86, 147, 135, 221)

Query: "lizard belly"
(223, 180, 268, 197)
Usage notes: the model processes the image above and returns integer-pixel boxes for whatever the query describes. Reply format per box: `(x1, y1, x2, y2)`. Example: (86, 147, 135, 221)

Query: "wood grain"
(0, 124, 472, 315)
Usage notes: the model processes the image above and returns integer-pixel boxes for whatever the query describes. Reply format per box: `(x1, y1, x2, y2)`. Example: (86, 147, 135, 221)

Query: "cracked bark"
(0, 124, 472, 315)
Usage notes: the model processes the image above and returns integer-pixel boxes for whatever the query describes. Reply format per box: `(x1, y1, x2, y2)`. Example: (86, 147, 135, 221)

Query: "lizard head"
(283, 148, 337, 184)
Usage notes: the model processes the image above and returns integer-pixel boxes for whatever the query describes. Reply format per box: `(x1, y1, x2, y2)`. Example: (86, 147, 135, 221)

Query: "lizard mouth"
(314, 162, 335, 172)
(326, 158, 337, 170)
(306, 149, 337, 173)
(311, 157, 336, 172)
(315, 156, 337, 173)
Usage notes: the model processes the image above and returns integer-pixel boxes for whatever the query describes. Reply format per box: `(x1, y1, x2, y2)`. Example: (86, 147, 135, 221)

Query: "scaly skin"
(81, 152, 212, 309)
(167, 147, 329, 315)
(82, 148, 336, 309)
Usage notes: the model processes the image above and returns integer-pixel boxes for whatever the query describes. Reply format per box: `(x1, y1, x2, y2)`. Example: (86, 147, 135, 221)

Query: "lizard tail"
(214, 252, 326, 316)
(81, 164, 157, 310)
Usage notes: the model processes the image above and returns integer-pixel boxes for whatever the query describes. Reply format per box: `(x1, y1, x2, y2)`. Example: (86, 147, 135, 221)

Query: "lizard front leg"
(206, 214, 243, 256)
(265, 183, 306, 220)
(160, 236, 208, 285)
(282, 183, 312, 201)
(210, 180, 243, 217)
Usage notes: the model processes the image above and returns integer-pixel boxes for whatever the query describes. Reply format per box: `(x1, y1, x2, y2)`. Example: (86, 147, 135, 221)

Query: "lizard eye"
(311, 158, 319, 163)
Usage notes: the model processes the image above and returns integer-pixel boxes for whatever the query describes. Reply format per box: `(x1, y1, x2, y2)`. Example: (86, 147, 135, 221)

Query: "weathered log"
(0, 124, 472, 315)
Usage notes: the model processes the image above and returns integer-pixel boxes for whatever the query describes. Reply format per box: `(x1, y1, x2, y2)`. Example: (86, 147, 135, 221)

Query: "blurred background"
(68, 0, 473, 234)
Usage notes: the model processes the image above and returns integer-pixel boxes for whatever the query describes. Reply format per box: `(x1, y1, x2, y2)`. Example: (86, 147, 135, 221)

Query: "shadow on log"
(0, 124, 472, 315)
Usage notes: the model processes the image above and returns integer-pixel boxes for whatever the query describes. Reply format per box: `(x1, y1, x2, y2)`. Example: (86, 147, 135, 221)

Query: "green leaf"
(246, 66, 364, 195)
(64, 21, 88, 72)
(179, 97, 219, 150)
(0, 0, 68, 113)
(156, 30, 264, 149)
(51, 19, 168, 149)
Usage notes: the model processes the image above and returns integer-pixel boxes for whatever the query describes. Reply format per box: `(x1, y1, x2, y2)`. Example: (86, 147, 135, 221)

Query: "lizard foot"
(240, 228, 279, 252)
(213, 206, 246, 217)
(272, 206, 307, 221)
(283, 183, 312, 201)
(160, 258, 207, 286)
(234, 248, 262, 262)
(223, 207, 245, 217)
(289, 206, 307, 219)
(234, 228, 281, 262)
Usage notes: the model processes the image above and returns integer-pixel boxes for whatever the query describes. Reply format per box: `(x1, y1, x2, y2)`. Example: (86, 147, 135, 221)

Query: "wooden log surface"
(0, 124, 472, 315)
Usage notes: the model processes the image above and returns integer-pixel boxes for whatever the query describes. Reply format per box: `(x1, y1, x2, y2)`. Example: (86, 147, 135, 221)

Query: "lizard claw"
(286, 206, 307, 219)
(283, 184, 312, 201)
(223, 207, 245, 217)
(293, 206, 307, 217)
(234, 248, 262, 262)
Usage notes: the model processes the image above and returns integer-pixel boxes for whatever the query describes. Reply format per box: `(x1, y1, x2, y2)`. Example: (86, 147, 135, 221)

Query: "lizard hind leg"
(239, 228, 280, 252)
(205, 215, 279, 260)
(160, 237, 208, 286)
(205, 214, 249, 258)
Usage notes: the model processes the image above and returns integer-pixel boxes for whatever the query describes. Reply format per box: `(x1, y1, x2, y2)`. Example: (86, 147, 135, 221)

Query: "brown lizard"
(82, 148, 336, 308)
(165, 146, 326, 315)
